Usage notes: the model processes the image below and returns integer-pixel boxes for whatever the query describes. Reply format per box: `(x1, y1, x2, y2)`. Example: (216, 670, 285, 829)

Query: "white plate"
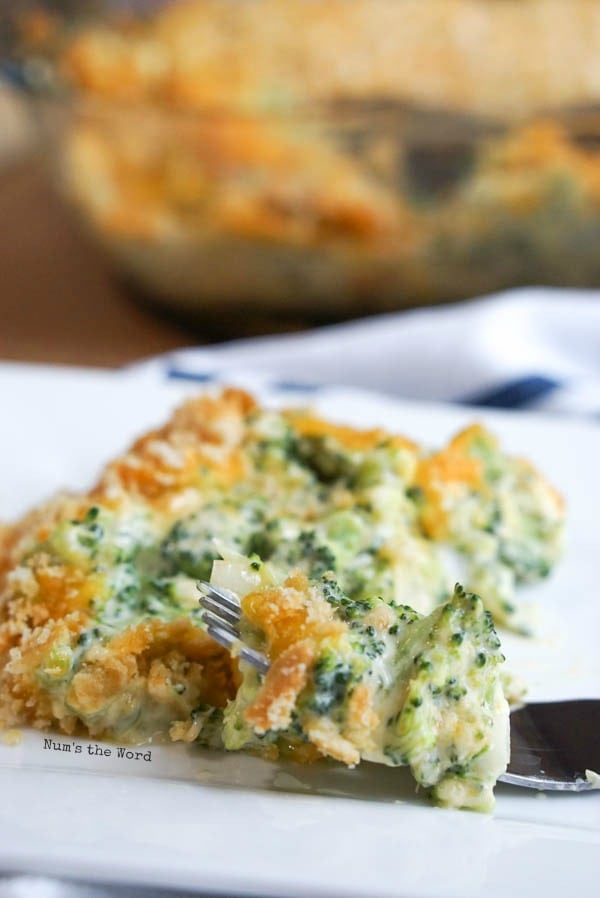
(0, 362, 598, 898)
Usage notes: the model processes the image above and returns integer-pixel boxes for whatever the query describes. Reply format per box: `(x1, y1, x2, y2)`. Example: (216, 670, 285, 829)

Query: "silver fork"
(198, 580, 599, 792)
(198, 580, 270, 675)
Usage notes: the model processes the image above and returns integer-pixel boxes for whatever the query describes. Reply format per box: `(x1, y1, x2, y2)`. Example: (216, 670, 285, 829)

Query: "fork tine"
(205, 622, 239, 652)
(238, 646, 270, 676)
(198, 580, 270, 676)
(201, 609, 240, 640)
(197, 580, 241, 616)
(199, 594, 241, 628)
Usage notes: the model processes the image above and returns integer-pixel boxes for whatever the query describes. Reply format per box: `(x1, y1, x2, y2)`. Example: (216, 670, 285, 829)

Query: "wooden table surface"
(0, 158, 198, 368)
(0, 156, 314, 369)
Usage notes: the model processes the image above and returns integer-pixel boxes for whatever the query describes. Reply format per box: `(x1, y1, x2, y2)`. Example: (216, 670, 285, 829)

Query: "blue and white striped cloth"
(150, 288, 600, 418)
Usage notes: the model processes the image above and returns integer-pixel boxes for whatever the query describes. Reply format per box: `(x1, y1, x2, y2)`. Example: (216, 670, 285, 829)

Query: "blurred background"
(3, 0, 600, 367)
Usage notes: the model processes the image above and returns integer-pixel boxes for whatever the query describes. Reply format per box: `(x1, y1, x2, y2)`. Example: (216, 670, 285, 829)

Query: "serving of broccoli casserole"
(0, 390, 564, 810)
(36, 0, 600, 312)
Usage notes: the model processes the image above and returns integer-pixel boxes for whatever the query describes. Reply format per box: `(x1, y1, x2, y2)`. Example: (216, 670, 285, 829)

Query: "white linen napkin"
(0, 877, 199, 898)
(146, 287, 600, 417)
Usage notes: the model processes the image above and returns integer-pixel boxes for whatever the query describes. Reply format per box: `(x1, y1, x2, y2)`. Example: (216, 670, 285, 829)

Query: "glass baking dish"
(6, 0, 600, 318)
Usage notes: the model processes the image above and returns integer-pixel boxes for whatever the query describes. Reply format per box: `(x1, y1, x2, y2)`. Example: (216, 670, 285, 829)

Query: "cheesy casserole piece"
(0, 390, 563, 810)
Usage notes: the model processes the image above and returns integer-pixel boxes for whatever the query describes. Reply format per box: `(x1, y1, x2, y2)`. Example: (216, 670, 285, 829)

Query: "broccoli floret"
(379, 584, 508, 812)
